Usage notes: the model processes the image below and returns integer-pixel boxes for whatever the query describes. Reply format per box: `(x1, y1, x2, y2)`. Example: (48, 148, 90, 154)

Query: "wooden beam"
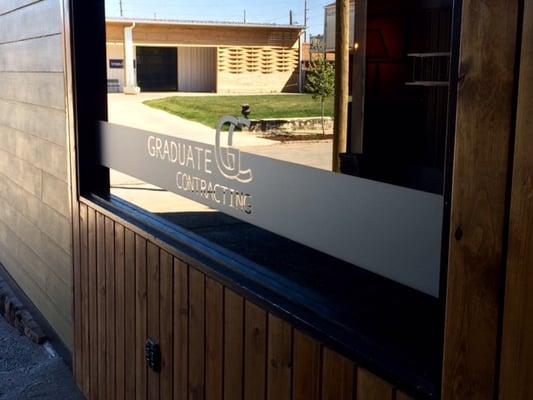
(350, 0, 366, 154)
(332, 0, 350, 171)
(499, 1, 533, 398)
(441, 1, 520, 399)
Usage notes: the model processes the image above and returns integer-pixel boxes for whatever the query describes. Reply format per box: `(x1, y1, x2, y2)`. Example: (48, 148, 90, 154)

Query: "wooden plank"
(441, 1, 520, 399)
(267, 315, 292, 400)
(0, 0, 61, 45)
(115, 223, 125, 400)
(395, 391, 413, 400)
(160, 250, 174, 399)
(124, 228, 136, 400)
(105, 216, 116, 400)
(87, 207, 98, 399)
(174, 259, 189, 400)
(499, 2, 533, 399)
(135, 235, 147, 400)
(72, 203, 82, 389)
(96, 212, 107, 400)
(0, 72, 64, 110)
(0, 35, 64, 73)
(79, 203, 89, 396)
(292, 331, 321, 400)
(321, 349, 354, 400)
(147, 242, 160, 400)
(224, 289, 244, 400)
(189, 267, 206, 400)
(244, 301, 267, 400)
(356, 368, 394, 400)
(205, 277, 223, 400)
(0, 0, 41, 15)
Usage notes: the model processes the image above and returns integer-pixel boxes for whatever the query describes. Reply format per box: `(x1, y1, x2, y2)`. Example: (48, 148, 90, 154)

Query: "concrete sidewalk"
(0, 318, 82, 400)
(108, 93, 276, 147)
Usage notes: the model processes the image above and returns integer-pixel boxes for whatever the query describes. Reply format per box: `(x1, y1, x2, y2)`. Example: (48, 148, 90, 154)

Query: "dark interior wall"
(359, 0, 453, 194)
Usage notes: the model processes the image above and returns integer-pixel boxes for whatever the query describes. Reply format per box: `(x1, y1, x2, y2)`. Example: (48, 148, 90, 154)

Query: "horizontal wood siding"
(75, 203, 411, 399)
(0, 0, 73, 357)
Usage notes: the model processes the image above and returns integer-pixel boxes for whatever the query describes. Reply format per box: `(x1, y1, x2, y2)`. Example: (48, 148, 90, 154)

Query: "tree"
(305, 59, 335, 135)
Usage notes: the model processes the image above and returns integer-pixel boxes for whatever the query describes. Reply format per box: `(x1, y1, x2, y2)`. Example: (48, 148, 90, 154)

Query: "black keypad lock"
(145, 338, 161, 373)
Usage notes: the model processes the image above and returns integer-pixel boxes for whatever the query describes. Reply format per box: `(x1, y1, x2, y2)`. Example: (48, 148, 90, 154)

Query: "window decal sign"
(99, 120, 444, 297)
(109, 59, 124, 68)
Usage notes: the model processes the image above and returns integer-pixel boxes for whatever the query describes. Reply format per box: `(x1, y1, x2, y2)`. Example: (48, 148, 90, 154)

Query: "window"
(72, 0, 459, 396)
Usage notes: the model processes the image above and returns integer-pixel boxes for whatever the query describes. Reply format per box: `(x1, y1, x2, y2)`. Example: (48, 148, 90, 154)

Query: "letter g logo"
(214, 116, 253, 183)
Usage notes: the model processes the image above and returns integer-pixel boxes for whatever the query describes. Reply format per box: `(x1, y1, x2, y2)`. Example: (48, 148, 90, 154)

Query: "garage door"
(178, 47, 216, 92)
(136, 47, 177, 92)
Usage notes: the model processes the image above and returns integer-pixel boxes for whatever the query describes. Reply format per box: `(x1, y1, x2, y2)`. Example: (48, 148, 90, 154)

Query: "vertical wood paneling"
(87, 208, 98, 399)
(206, 278, 223, 400)
(189, 267, 206, 400)
(356, 369, 394, 400)
(267, 315, 292, 400)
(244, 301, 267, 400)
(73, 203, 82, 391)
(293, 331, 321, 400)
(115, 224, 125, 400)
(160, 250, 174, 399)
(147, 242, 160, 400)
(96, 212, 107, 400)
(322, 349, 354, 400)
(224, 289, 244, 400)
(80, 205, 90, 396)
(499, 2, 533, 398)
(76, 204, 413, 400)
(135, 235, 147, 400)
(105, 217, 116, 400)
(124, 229, 136, 400)
(174, 259, 189, 400)
(79, 203, 89, 397)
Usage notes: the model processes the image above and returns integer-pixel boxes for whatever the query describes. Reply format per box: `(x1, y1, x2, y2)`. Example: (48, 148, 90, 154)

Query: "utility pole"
(244, 9, 247, 23)
(119, 0, 124, 17)
(289, 10, 293, 25)
(332, 0, 350, 172)
(304, 0, 309, 42)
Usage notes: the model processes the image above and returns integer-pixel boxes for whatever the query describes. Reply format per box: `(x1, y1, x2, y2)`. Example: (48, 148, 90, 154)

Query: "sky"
(105, 0, 330, 37)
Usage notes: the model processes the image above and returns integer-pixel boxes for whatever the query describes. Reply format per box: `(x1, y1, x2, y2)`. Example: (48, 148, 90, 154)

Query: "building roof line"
(106, 17, 304, 30)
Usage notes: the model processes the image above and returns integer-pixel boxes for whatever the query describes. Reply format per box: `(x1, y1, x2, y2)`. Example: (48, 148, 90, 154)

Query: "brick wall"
(0, 0, 73, 348)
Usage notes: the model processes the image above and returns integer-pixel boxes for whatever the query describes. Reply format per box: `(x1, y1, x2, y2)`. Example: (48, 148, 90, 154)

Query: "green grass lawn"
(144, 94, 334, 128)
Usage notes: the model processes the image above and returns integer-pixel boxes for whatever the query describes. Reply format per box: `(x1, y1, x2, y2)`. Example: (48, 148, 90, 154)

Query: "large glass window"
(100, 0, 454, 297)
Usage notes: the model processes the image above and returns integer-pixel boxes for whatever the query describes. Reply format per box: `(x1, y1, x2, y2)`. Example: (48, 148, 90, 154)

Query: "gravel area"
(0, 318, 82, 400)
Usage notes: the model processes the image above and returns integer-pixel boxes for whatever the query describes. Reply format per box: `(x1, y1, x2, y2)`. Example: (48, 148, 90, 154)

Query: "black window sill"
(82, 193, 443, 399)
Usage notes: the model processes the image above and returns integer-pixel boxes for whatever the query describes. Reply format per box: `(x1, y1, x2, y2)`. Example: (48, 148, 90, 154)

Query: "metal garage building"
(105, 18, 304, 94)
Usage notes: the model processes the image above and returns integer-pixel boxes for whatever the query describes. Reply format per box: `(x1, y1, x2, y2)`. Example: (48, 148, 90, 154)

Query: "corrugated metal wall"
(177, 47, 216, 92)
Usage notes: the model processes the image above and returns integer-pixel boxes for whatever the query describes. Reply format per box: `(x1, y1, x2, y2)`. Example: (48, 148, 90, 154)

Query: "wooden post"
(350, 0, 367, 154)
(499, 1, 533, 398)
(332, 0, 350, 172)
(441, 1, 520, 399)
